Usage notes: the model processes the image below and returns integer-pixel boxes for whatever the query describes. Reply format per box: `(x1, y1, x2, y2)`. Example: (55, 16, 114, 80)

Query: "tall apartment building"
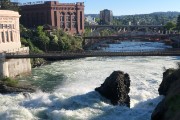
(20, 1, 84, 35)
(100, 9, 113, 25)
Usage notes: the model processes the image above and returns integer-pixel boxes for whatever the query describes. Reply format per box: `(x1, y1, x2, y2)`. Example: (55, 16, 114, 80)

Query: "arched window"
(60, 12, 65, 21)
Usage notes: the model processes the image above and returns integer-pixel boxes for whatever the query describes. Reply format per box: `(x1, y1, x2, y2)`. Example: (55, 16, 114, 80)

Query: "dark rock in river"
(0, 82, 36, 94)
(151, 68, 180, 120)
(158, 68, 178, 96)
(95, 71, 130, 107)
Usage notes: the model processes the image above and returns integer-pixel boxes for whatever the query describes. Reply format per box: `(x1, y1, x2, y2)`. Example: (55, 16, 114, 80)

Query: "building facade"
(0, 10, 31, 78)
(20, 1, 84, 35)
(100, 9, 113, 25)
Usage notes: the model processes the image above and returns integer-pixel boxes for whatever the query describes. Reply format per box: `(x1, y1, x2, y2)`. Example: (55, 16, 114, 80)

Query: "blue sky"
(17, 0, 180, 15)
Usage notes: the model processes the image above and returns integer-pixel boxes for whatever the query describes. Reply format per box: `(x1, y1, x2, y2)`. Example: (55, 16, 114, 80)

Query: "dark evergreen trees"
(177, 15, 180, 31)
(0, 0, 19, 11)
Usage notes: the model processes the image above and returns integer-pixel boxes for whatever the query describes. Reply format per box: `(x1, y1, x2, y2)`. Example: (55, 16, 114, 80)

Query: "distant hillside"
(115, 12, 180, 25)
(85, 14, 99, 18)
(151, 11, 180, 16)
(85, 12, 180, 25)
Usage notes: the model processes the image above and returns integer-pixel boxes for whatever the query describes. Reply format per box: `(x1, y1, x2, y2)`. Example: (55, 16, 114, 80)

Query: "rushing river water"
(0, 42, 179, 120)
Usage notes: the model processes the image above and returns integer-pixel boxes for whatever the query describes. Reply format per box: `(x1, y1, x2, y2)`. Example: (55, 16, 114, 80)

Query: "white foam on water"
(0, 42, 179, 120)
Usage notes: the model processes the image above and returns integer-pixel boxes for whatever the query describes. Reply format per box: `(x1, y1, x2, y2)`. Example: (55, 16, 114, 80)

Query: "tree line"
(20, 25, 83, 53)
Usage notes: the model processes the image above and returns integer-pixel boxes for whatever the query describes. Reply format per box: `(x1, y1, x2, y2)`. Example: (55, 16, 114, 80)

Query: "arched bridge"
(85, 25, 166, 33)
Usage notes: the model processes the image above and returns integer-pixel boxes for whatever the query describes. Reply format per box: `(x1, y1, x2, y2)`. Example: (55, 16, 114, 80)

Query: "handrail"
(4, 49, 180, 59)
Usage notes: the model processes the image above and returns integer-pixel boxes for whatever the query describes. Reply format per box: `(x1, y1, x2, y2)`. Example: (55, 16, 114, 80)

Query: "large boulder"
(158, 68, 178, 96)
(95, 71, 130, 107)
(151, 69, 180, 120)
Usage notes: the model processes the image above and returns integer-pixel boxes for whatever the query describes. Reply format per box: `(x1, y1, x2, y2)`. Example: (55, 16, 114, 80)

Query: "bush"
(1, 77, 18, 87)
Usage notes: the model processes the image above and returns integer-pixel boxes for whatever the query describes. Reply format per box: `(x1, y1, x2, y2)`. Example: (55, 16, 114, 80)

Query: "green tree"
(0, 0, 19, 11)
(36, 26, 50, 52)
(165, 22, 176, 31)
(177, 15, 180, 31)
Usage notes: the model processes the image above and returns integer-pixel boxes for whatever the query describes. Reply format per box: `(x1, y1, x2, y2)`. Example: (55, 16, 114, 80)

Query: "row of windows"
(60, 22, 77, 28)
(0, 24, 15, 29)
(60, 16, 76, 22)
(53, 7, 76, 11)
(0, 31, 14, 43)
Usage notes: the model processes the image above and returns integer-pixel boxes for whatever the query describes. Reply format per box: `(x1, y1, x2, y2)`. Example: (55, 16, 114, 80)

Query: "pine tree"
(0, 0, 19, 11)
(177, 15, 180, 31)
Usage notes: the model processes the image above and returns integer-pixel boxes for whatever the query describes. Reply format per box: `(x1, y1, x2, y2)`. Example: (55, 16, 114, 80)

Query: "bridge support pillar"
(0, 53, 9, 78)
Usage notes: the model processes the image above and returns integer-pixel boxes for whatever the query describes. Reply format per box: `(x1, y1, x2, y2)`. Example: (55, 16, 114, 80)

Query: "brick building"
(20, 1, 84, 35)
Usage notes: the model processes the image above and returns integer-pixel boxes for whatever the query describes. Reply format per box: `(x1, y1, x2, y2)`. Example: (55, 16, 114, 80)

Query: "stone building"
(100, 9, 113, 25)
(0, 10, 31, 78)
(20, 1, 84, 35)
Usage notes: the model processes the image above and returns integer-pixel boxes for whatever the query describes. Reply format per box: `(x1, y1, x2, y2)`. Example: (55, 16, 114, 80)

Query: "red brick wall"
(20, 1, 84, 35)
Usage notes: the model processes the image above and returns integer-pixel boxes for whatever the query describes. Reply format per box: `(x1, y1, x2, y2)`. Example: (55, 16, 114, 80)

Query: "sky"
(17, 0, 180, 16)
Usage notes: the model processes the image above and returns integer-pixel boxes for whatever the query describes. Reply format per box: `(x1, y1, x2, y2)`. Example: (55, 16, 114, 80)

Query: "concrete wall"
(0, 47, 31, 79)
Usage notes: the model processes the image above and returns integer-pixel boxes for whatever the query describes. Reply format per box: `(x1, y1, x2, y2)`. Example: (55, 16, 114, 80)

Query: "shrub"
(1, 77, 18, 87)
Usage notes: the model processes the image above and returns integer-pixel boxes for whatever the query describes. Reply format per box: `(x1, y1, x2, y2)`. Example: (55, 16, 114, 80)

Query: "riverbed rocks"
(95, 71, 130, 107)
(151, 68, 180, 120)
(0, 82, 36, 94)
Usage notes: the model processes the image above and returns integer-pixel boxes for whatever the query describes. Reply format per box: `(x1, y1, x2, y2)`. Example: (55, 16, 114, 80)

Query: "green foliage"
(1, 77, 18, 87)
(114, 12, 179, 25)
(112, 18, 122, 25)
(0, 0, 19, 11)
(176, 15, 180, 30)
(164, 22, 176, 30)
(50, 29, 83, 51)
(99, 29, 116, 36)
(95, 18, 100, 24)
(20, 25, 83, 53)
(84, 28, 92, 37)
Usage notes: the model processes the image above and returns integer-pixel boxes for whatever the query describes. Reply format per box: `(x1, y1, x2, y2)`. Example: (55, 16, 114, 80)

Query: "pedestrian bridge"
(4, 49, 180, 60)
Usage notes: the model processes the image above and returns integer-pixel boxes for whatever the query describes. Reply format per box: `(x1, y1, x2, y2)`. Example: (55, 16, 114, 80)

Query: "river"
(0, 42, 179, 120)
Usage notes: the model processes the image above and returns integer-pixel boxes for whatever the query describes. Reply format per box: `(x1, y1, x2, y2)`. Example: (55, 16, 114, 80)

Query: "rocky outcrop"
(151, 68, 180, 120)
(0, 82, 36, 94)
(95, 71, 130, 107)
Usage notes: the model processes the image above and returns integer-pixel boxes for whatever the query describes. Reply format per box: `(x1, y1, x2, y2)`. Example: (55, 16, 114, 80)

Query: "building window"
(54, 11, 57, 26)
(80, 11, 83, 30)
(72, 22, 77, 28)
(3, 24, 8, 29)
(66, 16, 70, 21)
(60, 22, 64, 28)
(60, 16, 64, 21)
(10, 31, 13, 42)
(0, 24, 3, 29)
(1, 32, 5, 43)
(72, 16, 76, 21)
(6, 31, 9, 42)
(66, 22, 70, 28)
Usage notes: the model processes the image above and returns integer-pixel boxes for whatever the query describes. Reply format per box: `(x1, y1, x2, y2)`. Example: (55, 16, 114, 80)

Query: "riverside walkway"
(4, 49, 180, 59)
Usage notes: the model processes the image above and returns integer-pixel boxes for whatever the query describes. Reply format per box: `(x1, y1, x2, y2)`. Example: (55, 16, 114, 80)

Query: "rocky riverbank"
(0, 77, 36, 94)
(0, 82, 36, 94)
(151, 67, 180, 120)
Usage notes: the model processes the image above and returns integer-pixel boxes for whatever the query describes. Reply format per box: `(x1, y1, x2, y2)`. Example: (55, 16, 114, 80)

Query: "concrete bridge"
(85, 25, 170, 34)
(3, 49, 180, 60)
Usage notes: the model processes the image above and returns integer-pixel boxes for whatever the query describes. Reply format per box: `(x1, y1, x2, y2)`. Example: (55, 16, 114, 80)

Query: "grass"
(1, 77, 18, 87)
